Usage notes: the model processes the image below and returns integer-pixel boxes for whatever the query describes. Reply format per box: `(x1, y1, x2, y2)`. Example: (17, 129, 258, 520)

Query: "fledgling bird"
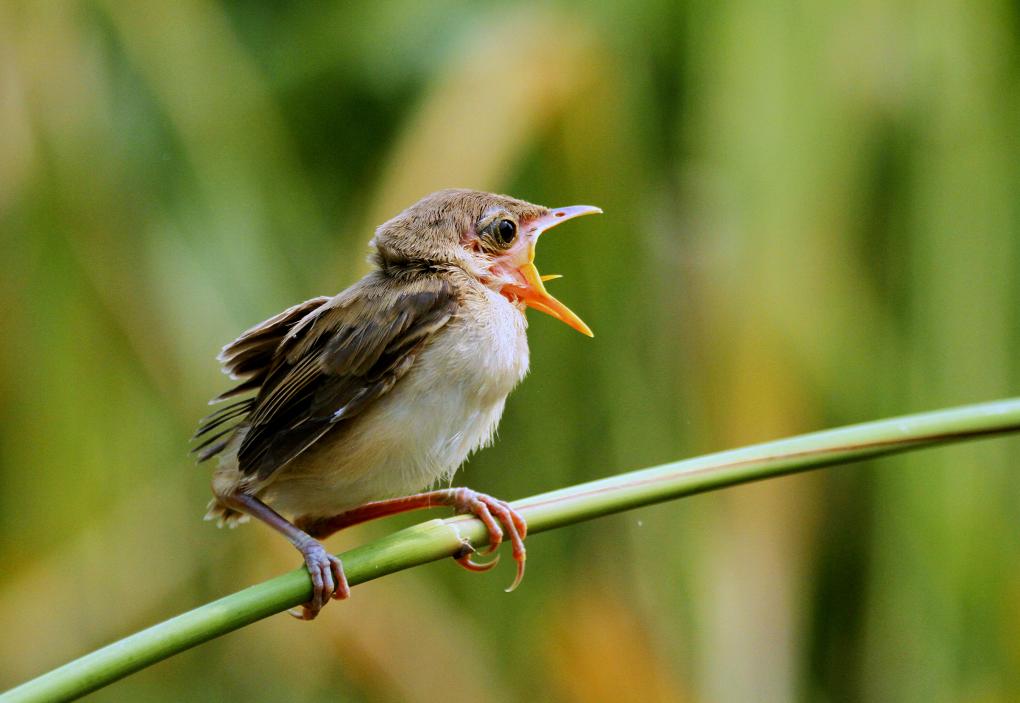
(193, 189, 599, 619)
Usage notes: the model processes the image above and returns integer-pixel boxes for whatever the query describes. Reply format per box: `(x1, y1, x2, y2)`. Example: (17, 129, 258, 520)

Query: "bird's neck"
(371, 250, 443, 276)
(371, 249, 490, 286)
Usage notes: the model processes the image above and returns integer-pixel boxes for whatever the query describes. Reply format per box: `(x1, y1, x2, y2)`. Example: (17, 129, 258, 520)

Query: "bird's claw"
(294, 540, 349, 620)
(450, 488, 527, 591)
(455, 550, 500, 572)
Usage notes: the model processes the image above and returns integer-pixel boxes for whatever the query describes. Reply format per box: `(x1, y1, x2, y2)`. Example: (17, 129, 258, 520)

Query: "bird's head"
(370, 189, 600, 336)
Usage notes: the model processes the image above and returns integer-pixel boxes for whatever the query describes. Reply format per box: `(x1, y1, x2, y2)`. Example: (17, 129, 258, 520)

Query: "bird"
(192, 189, 600, 619)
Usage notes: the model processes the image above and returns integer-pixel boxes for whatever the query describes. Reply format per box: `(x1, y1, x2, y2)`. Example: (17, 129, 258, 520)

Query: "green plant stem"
(6, 397, 1020, 702)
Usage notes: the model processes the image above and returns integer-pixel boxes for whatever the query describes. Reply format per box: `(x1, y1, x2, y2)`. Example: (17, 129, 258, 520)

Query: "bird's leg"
(220, 491, 349, 620)
(296, 487, 528, 591)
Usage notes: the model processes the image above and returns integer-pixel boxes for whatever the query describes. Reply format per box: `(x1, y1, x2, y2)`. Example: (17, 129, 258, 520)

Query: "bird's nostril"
(555, 212, 565, 217)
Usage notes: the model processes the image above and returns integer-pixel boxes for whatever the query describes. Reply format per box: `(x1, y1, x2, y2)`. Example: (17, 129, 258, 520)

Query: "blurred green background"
(2, 1, 1020, 701)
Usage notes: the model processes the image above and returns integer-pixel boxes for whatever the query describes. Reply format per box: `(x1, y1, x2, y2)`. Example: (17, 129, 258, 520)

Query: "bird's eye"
(495, 219, 517, 246)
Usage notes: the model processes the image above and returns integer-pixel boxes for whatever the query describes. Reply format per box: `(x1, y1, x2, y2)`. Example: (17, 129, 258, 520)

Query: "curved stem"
(6, 397, 1020, 702)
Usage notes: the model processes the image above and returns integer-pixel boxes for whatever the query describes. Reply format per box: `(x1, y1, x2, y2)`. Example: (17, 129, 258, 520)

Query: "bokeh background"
(3, 1, 1020, 701)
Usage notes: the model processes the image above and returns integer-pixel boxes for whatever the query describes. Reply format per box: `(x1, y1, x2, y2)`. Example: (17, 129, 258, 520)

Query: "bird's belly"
(266, 291, 529, 519)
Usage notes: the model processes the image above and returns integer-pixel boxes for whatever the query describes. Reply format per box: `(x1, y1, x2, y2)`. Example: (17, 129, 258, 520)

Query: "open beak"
(500, 205, 601, 337)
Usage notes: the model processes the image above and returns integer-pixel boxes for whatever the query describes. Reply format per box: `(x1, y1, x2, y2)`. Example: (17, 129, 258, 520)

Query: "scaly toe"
(450, 490, 530, 591)
(329, 554, 350, 600)
(297, 541, 345, 619)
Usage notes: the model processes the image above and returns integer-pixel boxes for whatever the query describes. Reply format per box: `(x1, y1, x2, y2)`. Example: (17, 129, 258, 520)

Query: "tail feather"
(204, 499, 250, 528)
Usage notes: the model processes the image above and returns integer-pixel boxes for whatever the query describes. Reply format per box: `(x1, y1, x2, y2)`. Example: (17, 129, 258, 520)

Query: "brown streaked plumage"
(194, 189, 600, 619)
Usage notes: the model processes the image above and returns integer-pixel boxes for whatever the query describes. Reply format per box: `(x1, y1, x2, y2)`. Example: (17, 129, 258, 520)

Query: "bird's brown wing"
(192, 295, 330, 461)
(194, 273, 458, 481)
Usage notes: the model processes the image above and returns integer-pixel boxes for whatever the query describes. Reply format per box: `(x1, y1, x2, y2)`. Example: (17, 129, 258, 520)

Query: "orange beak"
(496, 205, 601, 337)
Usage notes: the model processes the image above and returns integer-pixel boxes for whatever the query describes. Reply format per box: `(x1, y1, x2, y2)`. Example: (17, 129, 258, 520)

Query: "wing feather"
(193, 274, 458, 482)
(192, 297, 328, 459)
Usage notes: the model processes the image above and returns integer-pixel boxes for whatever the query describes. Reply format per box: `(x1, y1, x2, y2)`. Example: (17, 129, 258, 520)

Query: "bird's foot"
(288, 539, 349, 620)
(291, 487, 527, 592)
(449, 488, 528, 592)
